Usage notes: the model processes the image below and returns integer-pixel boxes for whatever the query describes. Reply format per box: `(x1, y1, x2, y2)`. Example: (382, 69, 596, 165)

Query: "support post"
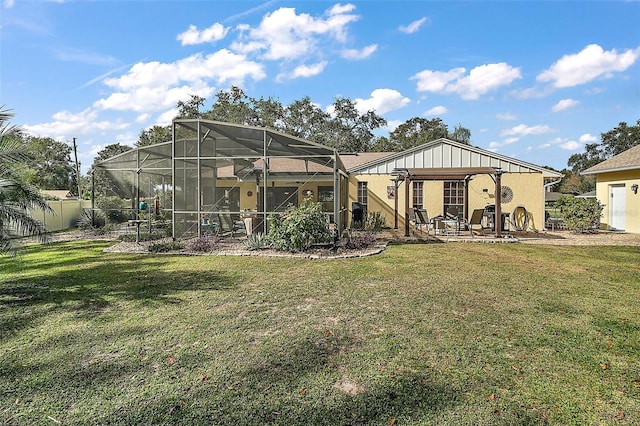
(404, 176, 410, 237)
(495, 170, 502, 238)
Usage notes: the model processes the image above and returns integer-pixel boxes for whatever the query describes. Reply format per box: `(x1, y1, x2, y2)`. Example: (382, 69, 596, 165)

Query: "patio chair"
(412, 208, 431, 236)
(218, 213, 246, 238)
(466, 208, 490, 237)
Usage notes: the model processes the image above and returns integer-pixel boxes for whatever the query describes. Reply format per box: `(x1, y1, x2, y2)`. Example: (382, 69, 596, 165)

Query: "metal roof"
(348, 138, 563, 178)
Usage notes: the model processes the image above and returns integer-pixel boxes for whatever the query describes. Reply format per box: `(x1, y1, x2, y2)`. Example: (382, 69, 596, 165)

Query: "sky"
(1, 0, 639, 175)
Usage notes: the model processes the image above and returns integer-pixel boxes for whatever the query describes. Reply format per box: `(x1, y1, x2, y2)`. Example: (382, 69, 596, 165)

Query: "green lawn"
(1, 241, 639, 425)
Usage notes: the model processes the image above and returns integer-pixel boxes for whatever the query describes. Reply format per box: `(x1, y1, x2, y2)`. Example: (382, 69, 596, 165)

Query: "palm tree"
(0, 106, 52, 254)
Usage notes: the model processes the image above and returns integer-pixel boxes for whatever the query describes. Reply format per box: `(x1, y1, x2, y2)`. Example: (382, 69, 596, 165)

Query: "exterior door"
(609, 184, 626, 230)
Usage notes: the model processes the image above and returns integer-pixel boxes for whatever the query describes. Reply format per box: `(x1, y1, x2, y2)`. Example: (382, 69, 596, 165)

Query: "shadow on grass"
(1, 241, 238, 339)
(89, 330, 462, 425)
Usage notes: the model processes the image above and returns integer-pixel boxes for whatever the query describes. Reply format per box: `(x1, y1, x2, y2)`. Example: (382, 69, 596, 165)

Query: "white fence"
(29, 200, 92, 232)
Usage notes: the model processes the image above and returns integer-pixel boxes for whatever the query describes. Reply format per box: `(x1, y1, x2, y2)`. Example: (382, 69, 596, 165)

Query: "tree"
(567, 119, 640, 173)
(449, 124, 471, 145)
(89, 143, 134, 198)
(384, 117, 449, 151)
(22, 135, 75, 190)
(556, 169, 595, 195)
(203, 86, 256, 125)
(251, 96, 285, 129)
(0, 107, 52, 254)
(176, 94, 206, 119)
(567, 142, 604, 173)
(137, 125, 172, 147)
(324, 98, 387, 152)
(281, 97, 330, 141)
(600, 119, 640, 158)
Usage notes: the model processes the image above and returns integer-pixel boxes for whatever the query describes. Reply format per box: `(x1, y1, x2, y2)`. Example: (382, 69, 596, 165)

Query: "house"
(582, 144, 640, 233)
(95, 120, 562, 238)
(345, 138, 562, 236)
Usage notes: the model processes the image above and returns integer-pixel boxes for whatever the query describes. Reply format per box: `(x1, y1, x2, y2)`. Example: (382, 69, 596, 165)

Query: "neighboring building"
(582, 144, 640, 233)
(95, 120, 562, 238)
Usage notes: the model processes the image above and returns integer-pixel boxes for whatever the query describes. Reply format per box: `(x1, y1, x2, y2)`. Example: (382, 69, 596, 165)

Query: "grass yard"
(1, 240, 639, 425)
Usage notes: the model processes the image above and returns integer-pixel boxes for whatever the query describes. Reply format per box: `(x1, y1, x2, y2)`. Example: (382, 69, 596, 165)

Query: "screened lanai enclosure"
(93, 119, 348, 239)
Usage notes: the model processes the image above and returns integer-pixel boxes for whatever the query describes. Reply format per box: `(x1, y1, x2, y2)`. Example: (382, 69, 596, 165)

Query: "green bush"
(266, 197, 332, 252)
(555, 196, 603, 233)
(96, 196, 129, 223)
(364, 211, 386, 232)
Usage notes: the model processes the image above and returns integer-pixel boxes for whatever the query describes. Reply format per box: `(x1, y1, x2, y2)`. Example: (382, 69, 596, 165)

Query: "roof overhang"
(581, 164, 640, 175)
(393, 167, 500, 181)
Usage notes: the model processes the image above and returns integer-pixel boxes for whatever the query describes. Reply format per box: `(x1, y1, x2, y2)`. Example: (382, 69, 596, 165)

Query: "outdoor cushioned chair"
(466, 208, 490, 237)
(412, 208, 431, 236)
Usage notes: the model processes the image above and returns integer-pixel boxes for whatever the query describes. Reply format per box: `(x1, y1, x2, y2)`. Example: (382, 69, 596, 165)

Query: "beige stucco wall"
(348, 172, 546, 231)
(595, 170, 640, 234)
(212, 180, 335, 211)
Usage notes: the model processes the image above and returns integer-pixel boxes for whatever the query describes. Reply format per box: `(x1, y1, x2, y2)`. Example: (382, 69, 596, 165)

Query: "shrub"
(118, 232, 165, 243)
(96, 196, 129, 223)
(555, 196, 603, 233)
(148, 240, 184, 253)
(363, 211, 386, 232)
(343, 231, 376, 250)
(77, 208, 106, 229)
(186, 236, 219, 252)
(266, 197, 332, 252)
(243, 233, 268, 251)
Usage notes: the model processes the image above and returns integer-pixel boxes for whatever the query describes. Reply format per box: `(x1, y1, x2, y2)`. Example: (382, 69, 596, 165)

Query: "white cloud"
(497, 112, 517, 121)
(489, 137, 520, 150)
(547, 136, 583, 151)
(425, 105, 447, 116)
(136, 113, 150, 123)
(341, 44, 377, 60)
(94, 50, 264, 112)
(231, 5, 359, 61)
(399, 17, 428, 34)
(3, 0, 15, 8)
(177, 23, 230, 45)
(560, 140, 581, 150)
(278, 61, 328, 81)
(579, 133, 598, 143)
(501, 124, 554, 137)
(156, 108, 179, 126)
(537, 44, 640, 88)
(353, 88, 410, 115)
(412, 63, 522, 100)
(552, 98, 579, 112)
(22, 108, 130, 140)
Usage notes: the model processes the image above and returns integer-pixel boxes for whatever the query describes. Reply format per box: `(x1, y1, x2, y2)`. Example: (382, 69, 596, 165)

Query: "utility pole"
(72, 137, 82, 199)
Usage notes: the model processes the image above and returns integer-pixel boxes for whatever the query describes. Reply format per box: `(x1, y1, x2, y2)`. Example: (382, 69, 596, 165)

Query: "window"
(412, 181, 423, 209)
(444, 181, 464, 217)
(357, 182, 368, 206)
(318, 186, 334, 213)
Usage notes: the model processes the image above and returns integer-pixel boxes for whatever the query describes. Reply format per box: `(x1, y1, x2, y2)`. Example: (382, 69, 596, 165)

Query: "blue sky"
(2, 1, 639, 174)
